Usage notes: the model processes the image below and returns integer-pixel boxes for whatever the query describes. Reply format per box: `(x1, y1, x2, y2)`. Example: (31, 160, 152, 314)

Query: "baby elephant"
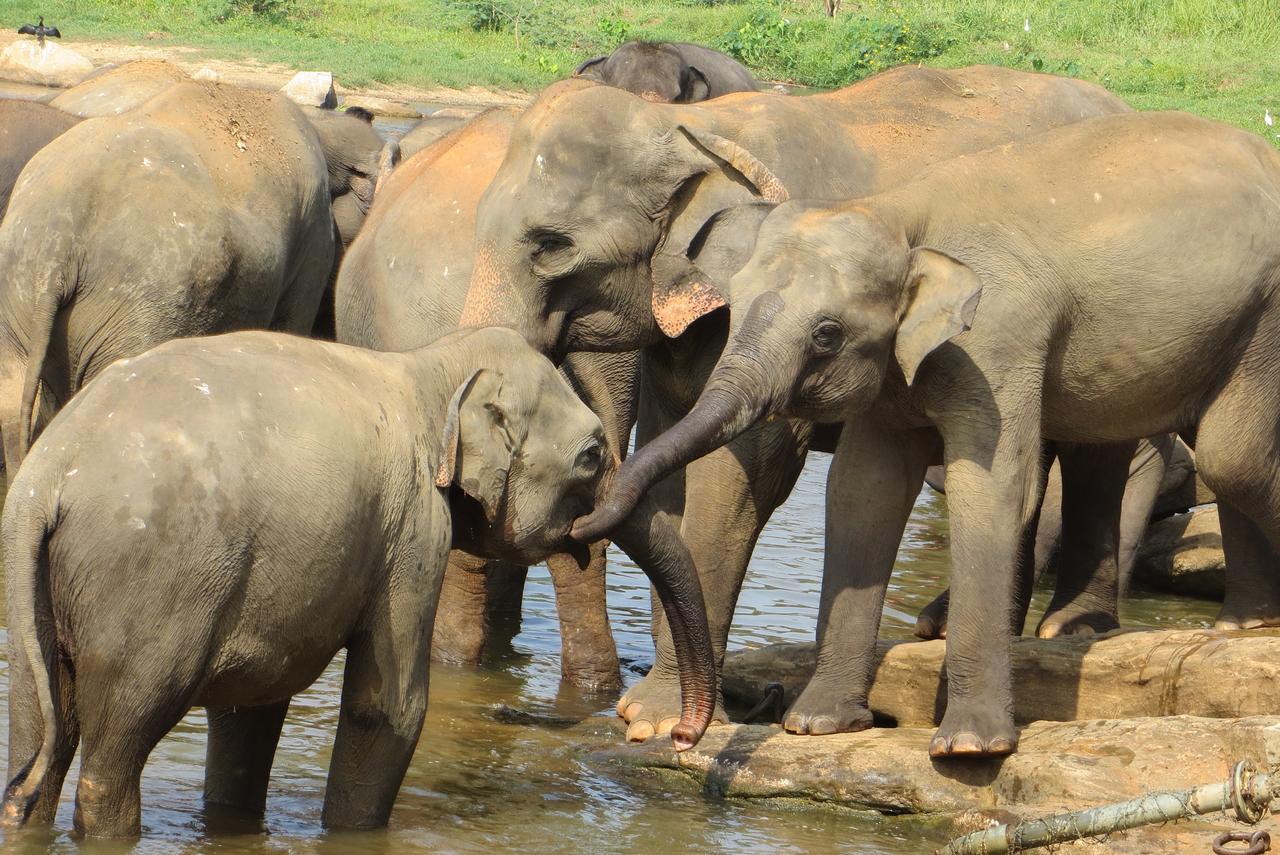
(1, 327, 714, 837)
(574, 40, 757, 102)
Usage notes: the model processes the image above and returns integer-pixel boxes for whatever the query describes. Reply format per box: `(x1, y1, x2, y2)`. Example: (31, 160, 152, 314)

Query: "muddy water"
(0, 452, 1221, 854)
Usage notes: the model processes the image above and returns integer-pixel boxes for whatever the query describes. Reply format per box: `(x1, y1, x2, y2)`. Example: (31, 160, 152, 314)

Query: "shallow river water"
(0, 452, 1221, 854)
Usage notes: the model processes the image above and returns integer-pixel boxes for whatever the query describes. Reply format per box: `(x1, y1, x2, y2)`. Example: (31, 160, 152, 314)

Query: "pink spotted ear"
(650, 253, 727, 338)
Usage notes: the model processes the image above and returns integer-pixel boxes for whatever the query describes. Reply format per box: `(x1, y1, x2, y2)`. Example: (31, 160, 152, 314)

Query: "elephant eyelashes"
(530, 231, 574, 261)
(575, 442, 603, 476)
(810, 320, 846, 355)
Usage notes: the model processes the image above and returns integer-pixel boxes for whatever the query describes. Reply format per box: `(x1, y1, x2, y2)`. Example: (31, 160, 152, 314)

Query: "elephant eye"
(575, 441, 603, 476)
(811, 320, 846, 355)
(530, 231, 574, 261)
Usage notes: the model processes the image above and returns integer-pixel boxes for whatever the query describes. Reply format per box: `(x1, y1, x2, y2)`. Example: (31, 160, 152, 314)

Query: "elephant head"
(433, 327, 717, 750)
(304, 107, 401, 248)
(573, 202, 983, 540)
(575, 41, 711, 103)
(458, 80, 788, 360)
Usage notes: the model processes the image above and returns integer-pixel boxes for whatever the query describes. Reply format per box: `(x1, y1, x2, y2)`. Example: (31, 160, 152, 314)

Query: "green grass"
(9, 0, 1280, 141)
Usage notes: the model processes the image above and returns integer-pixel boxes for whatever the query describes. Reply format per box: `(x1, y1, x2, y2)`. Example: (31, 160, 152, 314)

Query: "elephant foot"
(561, 657, 623, 692)
(1215, 600, 1280, 631)
(1036, 599, 1120, 639)
(617, 666, 727, 743)
(928, 701, 1017, 759)
(914, 590, 949, 640)
(782, 680, 873, 736)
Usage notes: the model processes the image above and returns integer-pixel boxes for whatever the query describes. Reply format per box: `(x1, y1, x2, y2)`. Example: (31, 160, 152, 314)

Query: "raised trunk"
(609, 492, 717, 750)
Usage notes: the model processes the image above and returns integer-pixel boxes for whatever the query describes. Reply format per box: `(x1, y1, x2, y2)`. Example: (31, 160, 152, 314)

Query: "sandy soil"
(0, 31, 532, 111)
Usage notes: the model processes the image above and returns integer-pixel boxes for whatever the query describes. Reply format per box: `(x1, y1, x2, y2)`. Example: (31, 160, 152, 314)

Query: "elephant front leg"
(618, 417, 807, 742)
(929, 399, 1045, 758)
(547, 542, 621, 690)
(203, 701, 289, 819)
(431, 550, 526, 666)
(786, 420, 937, 735)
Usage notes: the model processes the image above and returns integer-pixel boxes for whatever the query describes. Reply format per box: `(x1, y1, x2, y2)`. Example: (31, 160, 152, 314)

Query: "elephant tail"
(0, 492, 58, 826)
(16, 282, 62, 463)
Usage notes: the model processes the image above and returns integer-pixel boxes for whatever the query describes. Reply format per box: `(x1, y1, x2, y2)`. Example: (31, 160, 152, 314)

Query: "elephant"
(458, 65, 1130, 742)
(48, 58, 189, 117)
(301, 105, 400, 338)
(0, 326, 715, 837)
(576, 110, 1280, 756)
(0, 80, 335, 474)
(0, 100, 79, 215)
(395, 112, 471, 161)
(334, 108, 636, 689)
(574, 40, 757, 102)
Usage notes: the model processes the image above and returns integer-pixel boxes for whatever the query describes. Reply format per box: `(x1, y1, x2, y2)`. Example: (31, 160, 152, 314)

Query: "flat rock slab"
(723, 628, 1280, 727)
(590, 716, 1280, 849)
(1135, 504, 1225, 597)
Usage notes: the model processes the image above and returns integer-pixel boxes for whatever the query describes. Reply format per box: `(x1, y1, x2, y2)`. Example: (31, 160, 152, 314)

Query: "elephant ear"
(680, 66, 711, 102)
(574, 56, 608, 80)
(651, 202, 777, 338)
(375, 138, 400, 195)
(895, 248, 983, 386)
(434, 369, 515, 522)
(675, 124, 790, 204)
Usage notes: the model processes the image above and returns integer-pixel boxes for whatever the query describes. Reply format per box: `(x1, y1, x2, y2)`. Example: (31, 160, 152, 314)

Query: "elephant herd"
(0, 38, 1274, 839)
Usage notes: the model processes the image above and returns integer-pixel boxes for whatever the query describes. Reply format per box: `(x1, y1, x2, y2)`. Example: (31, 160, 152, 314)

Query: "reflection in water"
(0, 454, 1218, 853)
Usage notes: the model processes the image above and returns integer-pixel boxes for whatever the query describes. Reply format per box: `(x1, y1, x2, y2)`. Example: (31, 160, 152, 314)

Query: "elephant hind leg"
(203, 700, 290, 822)
(1194, 371, 1280, 629)
(5, 646, 79, 826)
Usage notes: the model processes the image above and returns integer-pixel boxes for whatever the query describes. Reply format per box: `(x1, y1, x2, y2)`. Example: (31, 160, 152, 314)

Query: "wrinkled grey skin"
(301, 106, 400, 338)
(0, 327, 715, 838)
(582, 110, 1280, 756)
(459, 66, 1130, 743)
(48, 59, 189, 118)
(0, 81, 335, 475)
(0, 101, 80, 216)
(335, 108, 636, 689)
(915, 435, 1179, 640)
(575, 41, 757, 102)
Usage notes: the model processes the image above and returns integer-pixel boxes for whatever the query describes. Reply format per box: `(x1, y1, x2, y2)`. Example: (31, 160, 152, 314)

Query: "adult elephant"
(574, 40, 757, 102)
(575, 110, 1280, 755)
(49, 59, 189, 117)
(458, 66, 1130, 742)
(0, 80, 335, 473)
(335, 109, 635, 689)
(0, 100, 80, 215)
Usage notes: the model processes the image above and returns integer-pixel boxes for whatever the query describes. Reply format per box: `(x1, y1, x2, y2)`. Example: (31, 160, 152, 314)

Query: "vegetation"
(11, 0, 1280, 139)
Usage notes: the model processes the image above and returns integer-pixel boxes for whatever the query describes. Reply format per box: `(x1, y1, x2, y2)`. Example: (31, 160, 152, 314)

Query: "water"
(0, 451, 1222, 854)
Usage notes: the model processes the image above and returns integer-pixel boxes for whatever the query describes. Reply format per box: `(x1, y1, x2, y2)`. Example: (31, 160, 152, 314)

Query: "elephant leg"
(203, 701, 289, 816)
(0, 354, 27, 476)
(618, 404, 808, 741)
(5, 647, 78, 826)
(785, 419, 937, 735)
(432, 550, 501, 666)
(484, 564, 529, 650)
(1191, 371, 1280, 629)
(547, 542, 621, 690)
(930, 396, 1044, 758)
(916, 449, 1052, 640)
(323, 624, 430, 828)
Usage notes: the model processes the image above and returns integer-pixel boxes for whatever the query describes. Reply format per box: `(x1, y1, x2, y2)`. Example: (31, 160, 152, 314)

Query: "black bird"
(18, 16, 60, 47)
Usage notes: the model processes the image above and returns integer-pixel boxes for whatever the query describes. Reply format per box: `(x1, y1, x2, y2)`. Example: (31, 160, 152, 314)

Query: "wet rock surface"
(1135, 504, 1225, 598)
(722, 629, 1280, 727)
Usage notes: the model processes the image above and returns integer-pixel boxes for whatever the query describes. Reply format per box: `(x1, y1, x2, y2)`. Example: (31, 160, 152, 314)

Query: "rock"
(340, 94, 420, 119)
(589, 715, 1280, 830)
(429, 107, 481, 120)
(1135, 505, 1224, 598)
(723, 628, 1280, 727)
(0, 40, 94, 89)
(281, 71, 336, 109)
(193, 67, 221, 83)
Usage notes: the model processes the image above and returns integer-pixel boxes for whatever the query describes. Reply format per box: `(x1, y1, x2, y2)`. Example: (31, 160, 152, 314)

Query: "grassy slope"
(8, 0, 1280, 140)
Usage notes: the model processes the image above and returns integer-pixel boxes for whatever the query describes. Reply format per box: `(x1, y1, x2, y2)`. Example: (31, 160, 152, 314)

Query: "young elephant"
(0, 327, 714, 838)
(574, 40, 757, 102)
(577, 111, 1280, 757)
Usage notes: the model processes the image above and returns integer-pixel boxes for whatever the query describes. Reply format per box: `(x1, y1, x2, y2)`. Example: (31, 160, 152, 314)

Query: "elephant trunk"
(608, 492, 717, 750)
(571, 294, 785, 543)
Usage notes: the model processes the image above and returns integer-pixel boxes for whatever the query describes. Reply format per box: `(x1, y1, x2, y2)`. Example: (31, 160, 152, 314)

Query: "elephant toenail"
(949, 733, 986, 754)
(928, 736, 950, 757)
(626, 721, 656, 742)
(988, 736, 1016, 754)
